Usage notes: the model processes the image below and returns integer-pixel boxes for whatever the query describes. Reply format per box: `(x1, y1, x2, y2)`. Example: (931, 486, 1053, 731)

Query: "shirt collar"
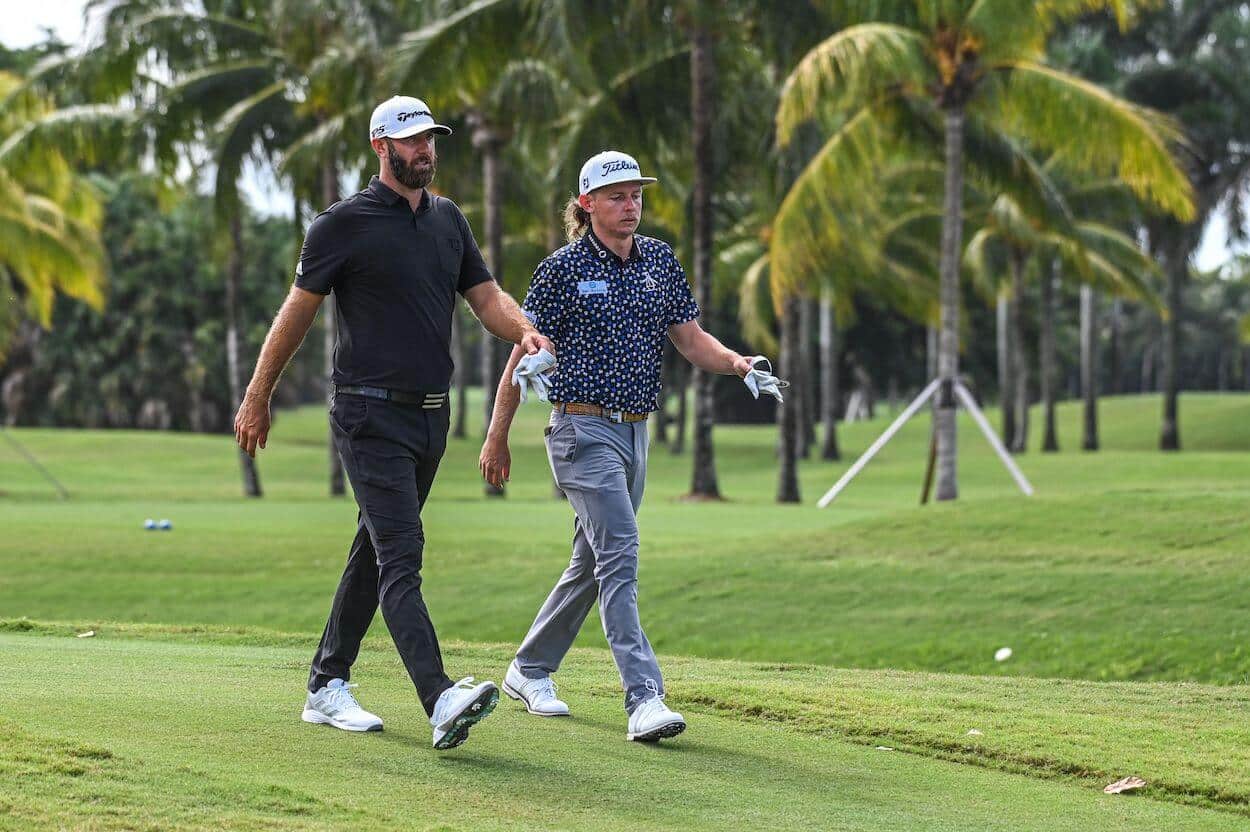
(368, 176, 430, 212)
(583, 228, 641, 264)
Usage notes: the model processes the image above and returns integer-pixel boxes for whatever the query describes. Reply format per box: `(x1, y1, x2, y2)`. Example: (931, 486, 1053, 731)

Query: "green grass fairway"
(1, 392, 1248, 828)
(0, 623, 1246, 830)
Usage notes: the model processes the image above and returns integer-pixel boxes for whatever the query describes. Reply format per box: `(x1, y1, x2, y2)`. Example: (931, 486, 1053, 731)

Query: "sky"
(2, 2, 1246, 271)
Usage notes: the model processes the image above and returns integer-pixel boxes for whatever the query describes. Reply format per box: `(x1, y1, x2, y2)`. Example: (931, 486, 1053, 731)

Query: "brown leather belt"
(553, 401, 649, 422)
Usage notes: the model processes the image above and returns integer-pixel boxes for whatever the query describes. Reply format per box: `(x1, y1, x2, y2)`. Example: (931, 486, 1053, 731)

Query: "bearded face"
(385, 136, 437, 189)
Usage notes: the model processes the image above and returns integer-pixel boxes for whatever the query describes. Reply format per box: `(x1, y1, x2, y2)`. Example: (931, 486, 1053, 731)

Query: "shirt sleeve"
(667, 252, 701, 326)
(454, 207, 494, 295)
(294, 210, 348, 295)
(521, 258, 565, 337)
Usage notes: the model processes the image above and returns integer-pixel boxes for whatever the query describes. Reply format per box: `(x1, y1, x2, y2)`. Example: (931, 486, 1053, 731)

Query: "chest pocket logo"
(437, 236, 462, 276)
(643, 276, 659, 292)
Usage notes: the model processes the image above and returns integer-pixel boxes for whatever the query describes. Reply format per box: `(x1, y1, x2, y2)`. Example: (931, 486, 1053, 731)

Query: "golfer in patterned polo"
(479, 150, 773, 742)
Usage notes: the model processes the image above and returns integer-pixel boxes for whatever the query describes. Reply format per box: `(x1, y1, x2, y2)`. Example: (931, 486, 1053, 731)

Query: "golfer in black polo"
(234, 95, 553, 750)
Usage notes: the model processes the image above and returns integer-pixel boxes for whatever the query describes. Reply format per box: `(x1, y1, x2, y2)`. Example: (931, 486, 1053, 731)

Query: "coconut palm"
(1096, 0, 1250, 450)
(0, 72, 117, 358)
(965, 184, 1161, 454)
(774, 1, 1193, 500)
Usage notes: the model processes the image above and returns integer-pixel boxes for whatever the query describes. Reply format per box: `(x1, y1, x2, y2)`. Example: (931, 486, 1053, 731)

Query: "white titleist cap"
(578, 150, 657, 196)
(369, 96, 452, 142)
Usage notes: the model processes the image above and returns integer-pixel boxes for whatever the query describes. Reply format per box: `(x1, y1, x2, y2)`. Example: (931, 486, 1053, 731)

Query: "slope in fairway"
(2, 395, 1248, 684)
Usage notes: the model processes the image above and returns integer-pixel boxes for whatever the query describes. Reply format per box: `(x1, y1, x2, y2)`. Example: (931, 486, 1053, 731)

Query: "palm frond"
(737, 253, 779, 355)
(776, 23, 928, 145)
(210, 81, 292, 217)
(770, 106, 892, 295)
(992, 60, 1194, 221)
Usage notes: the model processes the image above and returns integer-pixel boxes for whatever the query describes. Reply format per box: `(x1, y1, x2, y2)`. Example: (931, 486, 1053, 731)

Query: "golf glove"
(512, 347, 557, 404)
(743, 355, 789, 403)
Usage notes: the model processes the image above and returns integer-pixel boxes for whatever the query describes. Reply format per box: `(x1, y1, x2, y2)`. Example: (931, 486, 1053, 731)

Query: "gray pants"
(515, 411, 664, 712)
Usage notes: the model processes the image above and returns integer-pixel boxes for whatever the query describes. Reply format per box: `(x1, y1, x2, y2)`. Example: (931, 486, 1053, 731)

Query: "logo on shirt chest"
(642, 276, 659, 292)
(577, 280, 609, 296)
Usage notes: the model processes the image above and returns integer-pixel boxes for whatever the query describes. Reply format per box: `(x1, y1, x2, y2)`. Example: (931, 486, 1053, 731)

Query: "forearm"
(486, 345, 525, 441)
(474, 287, 536, 345)
(244, 288, 321, 402)
(676, 329, 747, 376)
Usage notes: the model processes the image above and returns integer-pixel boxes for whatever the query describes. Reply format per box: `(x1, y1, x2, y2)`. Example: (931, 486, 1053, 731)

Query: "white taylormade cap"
(577, 150, 657, 196)
(368, 96, 452, 142)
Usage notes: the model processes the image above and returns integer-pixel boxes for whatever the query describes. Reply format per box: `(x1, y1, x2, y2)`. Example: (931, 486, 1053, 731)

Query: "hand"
(731, 354, 754, 378)
(520, 328, 554, 356)
(234, 392, 271, 458)
(479, 435, 512, 488)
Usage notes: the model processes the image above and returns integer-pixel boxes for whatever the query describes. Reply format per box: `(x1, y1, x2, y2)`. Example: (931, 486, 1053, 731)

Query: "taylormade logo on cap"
(578, 150, 658, 195)
(368, 96, 453, 142)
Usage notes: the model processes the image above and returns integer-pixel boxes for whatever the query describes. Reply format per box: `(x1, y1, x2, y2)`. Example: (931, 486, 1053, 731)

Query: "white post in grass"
(817, 378, 941, 508)
(954, 381, 1033, 496)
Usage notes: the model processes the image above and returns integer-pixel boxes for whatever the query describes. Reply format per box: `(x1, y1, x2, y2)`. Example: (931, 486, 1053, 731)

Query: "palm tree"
(1099, 1, 1250, 450)
(966, 187, 1161, 455)
(0, 72, 114, 357)
(774, 1, 1193, 499)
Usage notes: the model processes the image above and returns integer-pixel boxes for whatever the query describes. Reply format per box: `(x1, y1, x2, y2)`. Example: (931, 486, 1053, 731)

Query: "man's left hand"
(520, 329, 554, 356)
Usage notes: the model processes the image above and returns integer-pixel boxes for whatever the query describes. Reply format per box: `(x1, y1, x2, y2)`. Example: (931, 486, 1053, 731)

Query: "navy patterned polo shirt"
(522, 230, 701, 413)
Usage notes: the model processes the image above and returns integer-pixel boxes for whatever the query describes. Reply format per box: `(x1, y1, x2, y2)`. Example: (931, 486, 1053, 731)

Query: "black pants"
(308, 393, 454, 716)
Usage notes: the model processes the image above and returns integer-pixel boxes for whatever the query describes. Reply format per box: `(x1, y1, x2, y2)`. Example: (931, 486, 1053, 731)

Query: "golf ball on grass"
(994, 647, 1013, 662)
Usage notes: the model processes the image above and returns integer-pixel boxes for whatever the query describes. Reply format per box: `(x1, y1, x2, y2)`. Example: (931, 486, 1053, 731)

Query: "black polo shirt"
(295, 176, 493, 392)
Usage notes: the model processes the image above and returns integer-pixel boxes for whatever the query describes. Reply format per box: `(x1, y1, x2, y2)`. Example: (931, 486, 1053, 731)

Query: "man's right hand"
(479, 435, 511, 488)
(234, 392, 272, 458)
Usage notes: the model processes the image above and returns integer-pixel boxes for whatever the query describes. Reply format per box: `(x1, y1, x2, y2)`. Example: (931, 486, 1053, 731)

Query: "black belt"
(334, 385, 447, 408)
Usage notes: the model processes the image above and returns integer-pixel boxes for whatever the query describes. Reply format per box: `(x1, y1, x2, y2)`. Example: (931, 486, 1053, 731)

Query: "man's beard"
(387, 142, 436, 189)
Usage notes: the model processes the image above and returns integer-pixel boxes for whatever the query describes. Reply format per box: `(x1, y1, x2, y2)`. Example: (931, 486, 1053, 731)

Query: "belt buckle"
(607, 409, 623, 423)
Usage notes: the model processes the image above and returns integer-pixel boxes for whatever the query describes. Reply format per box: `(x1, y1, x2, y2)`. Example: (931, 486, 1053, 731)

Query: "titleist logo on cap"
(601, 159, 640, 175)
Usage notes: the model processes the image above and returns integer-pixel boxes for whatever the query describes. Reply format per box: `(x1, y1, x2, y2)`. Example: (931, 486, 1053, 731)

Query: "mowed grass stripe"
(0, 628, 1245, 831)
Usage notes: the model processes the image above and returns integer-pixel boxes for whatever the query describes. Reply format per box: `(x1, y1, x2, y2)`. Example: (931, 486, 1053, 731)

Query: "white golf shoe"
(503, 661, 570, 716)
(626, 688, 686, 743)
(430, 677, 499, 750)
(301, 679, 383, 732)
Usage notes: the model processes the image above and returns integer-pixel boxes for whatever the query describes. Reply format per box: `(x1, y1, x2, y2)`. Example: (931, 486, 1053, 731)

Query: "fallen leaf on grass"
(1104, 776, 1146, 795)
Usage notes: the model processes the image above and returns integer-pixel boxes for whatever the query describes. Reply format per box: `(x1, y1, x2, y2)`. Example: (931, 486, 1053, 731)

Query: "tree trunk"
(776, 294, 801, 503)
(451, 304, 467, 438)
(1040, 260, 1058, 452)
(672, 361, 689, 454)
(934, 108, 964, 501)
(819, 288, 840, 461)
(654, 342, 673, 447)
(321, 160, 345, 495)
(926, 324, 938, 380)
(1108, 297, 1123, 395)
(997, 287, 1015, 449)
(688, 21, 720, 498)
(1009, 249, 1029, 454)
(1080, 284, 1099, 451)
(798, 294, 816, 458)
(478, 127, 505, 494)
(226, 213, 262, 497)
(1160, 247, 1182, 451)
